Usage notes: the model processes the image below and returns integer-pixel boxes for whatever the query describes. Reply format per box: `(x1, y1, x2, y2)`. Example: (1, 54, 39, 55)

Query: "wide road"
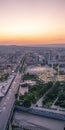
(0, 72, 21, 130)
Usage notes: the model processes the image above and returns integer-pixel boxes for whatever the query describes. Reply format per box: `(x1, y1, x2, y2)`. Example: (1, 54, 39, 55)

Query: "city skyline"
(0, 0, 65, 45)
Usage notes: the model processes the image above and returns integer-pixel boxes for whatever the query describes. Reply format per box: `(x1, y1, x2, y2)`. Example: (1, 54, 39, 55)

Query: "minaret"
(52, 63, 54, 76)
(57, 64, 60, 81)
(58, 64, 60, 76)
(52, 63, 53, 69)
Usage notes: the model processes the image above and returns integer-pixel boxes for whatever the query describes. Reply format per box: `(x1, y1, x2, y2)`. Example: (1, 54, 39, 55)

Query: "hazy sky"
(0, 0, 65, 45)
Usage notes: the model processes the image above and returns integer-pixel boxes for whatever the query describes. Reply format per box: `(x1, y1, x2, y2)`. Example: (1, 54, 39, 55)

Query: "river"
(13, 111, 65, 130)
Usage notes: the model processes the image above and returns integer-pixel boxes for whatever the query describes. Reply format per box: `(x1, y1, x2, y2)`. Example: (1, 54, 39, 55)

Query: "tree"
(15, 93, 18, 99)
(22, 100, 31, 108)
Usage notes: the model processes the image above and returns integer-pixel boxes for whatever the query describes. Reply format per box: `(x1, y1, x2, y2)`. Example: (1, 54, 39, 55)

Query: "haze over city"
(0, 0, 65, 45)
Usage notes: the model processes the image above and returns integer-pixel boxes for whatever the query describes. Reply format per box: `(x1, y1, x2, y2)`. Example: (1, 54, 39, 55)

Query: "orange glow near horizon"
(0, 0, 65, 45)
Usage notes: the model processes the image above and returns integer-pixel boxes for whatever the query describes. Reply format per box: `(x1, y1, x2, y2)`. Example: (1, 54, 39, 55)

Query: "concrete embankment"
(15, 106, 65, 121)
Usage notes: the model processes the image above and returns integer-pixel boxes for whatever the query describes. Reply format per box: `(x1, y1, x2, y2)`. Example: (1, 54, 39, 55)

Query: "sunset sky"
(0, 0, 65, 45)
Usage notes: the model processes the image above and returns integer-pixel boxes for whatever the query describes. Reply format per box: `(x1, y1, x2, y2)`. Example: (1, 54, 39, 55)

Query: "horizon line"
(0, 43, 65, 47)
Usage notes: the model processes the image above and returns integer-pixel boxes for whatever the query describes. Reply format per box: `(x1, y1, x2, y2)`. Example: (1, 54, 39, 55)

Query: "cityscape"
(0, 45, 65, 130)
(0, 0, 65, 130)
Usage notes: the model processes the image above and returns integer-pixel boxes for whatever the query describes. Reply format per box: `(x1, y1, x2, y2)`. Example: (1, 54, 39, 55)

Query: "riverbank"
(15, 106, 65, 121)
